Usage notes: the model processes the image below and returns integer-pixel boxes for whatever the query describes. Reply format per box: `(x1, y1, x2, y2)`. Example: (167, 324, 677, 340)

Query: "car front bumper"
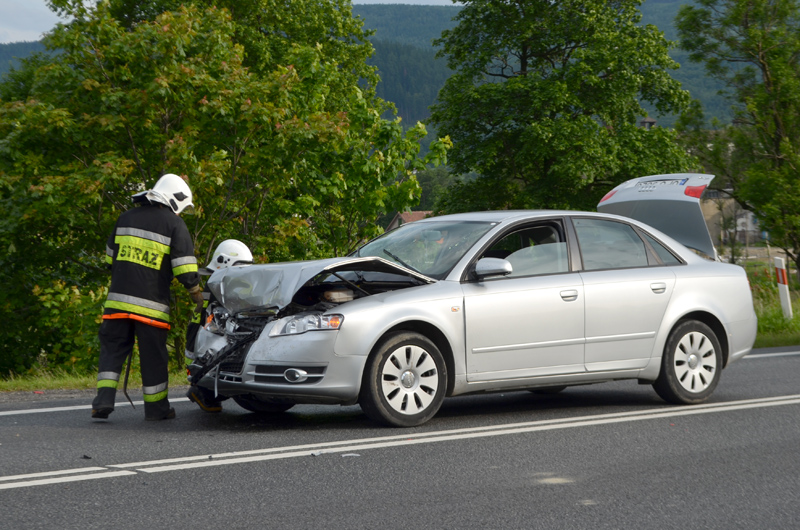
(196, 328, 366, 405)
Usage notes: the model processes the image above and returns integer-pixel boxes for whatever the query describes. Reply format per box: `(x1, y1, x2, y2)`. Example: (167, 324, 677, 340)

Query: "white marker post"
(774, 257, 793, 320)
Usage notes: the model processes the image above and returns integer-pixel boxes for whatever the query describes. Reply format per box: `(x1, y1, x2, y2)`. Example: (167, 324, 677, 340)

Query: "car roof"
(413, 210, 578, 224)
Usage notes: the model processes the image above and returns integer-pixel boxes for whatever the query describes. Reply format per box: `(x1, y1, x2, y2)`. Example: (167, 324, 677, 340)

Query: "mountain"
(0, 41, 46, 77)
(1, 3, 729, 127)
(354, 1, 729, 128)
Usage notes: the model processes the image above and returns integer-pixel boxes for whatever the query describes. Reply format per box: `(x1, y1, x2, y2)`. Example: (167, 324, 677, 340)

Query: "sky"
(0, 0, 458, 44)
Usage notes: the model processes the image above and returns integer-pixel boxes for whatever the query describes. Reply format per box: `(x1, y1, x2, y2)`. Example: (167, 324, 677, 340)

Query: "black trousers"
(93, 318, 171, 418)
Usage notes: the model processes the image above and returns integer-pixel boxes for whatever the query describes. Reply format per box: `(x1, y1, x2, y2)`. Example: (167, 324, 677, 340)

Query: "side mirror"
(473, 257, 512, 280)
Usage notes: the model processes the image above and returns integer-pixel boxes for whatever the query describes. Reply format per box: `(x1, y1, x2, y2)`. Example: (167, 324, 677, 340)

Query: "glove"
(188, 285, 204, 314)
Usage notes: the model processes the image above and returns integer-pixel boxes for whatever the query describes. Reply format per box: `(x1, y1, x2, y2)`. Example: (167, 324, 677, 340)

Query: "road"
(1, 348, 798, 530)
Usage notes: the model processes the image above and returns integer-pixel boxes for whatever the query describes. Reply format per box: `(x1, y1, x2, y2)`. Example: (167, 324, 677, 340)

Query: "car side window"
(641, 232, 682, 265)
(574, 218, 649, 270)
(482, 223, 569, 277)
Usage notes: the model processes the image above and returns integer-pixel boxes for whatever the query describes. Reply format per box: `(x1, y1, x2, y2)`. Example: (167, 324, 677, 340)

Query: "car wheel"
(530, 386, 567, 395)
(233, 395, 294, 413)
(359, 331, 447, 427)
(653, 320, 722, 404)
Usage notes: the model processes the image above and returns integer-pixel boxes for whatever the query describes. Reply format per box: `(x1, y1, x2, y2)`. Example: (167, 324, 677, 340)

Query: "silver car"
(189, 173, 757, 427)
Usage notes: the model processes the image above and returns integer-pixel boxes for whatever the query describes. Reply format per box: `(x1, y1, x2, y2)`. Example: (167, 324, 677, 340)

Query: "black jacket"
(103, 203, 200, 325)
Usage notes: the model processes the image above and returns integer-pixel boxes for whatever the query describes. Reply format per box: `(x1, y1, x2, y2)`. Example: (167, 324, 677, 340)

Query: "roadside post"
(774, 257, 793, 319)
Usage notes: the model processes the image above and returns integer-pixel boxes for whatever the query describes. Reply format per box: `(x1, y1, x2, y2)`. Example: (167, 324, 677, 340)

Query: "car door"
(462, 220, 585, 382)
(573, 217, 676, 372)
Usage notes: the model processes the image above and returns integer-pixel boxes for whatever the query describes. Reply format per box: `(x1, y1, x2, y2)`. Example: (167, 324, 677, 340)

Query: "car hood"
(205, 256, 435, 314)
(597, 173, 717, 258)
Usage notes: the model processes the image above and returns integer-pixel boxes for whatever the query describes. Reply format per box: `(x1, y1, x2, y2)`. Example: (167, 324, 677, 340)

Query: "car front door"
(462, 221, 585, 382)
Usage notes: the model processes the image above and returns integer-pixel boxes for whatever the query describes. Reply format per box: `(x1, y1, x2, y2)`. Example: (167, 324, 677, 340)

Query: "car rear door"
(573, 217, 677, 371)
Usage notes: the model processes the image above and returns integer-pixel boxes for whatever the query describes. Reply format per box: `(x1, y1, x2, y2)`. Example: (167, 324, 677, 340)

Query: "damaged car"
(188, 173, 757, 427)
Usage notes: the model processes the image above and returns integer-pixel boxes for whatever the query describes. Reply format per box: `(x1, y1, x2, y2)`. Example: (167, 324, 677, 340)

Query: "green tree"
(0, 1, 447, 374)
(675, 0, 800, 276)
(429, 0, 694, 212)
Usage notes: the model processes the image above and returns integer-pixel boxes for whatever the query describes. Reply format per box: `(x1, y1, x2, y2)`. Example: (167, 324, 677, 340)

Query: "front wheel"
(653, 320, 722, 404)
(359, 331, 447, 427)
(233, 395, 294, 414)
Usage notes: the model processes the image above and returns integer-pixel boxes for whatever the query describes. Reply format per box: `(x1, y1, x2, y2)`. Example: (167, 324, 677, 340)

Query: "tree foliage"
(429, 0, 695, 212)
(0, 1, 447, 375)
(675, 0, 800, 274)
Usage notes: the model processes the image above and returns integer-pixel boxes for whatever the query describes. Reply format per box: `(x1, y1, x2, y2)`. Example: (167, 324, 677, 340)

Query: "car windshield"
(356, 220, 494, 280)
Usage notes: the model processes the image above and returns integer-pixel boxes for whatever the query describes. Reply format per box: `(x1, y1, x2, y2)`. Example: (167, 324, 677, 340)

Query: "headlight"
(204, 305, 231, 334)
(269, 313, 344, 336)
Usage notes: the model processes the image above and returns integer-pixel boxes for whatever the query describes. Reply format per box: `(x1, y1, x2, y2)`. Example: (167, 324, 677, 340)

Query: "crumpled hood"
(206, 256, 433, 314)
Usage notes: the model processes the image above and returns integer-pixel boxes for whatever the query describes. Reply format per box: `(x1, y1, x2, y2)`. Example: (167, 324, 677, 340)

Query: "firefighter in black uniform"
(184, 239, 254, 412)
(91, 173, 203, 421)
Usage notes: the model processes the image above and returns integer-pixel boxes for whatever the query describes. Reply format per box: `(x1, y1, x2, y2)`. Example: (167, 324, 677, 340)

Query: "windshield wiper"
(383, 249, 422, 274)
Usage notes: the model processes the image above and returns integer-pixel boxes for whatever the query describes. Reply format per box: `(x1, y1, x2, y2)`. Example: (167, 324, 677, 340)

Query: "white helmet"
(132, 173, 194, 215)
(206, 239, 254, 272)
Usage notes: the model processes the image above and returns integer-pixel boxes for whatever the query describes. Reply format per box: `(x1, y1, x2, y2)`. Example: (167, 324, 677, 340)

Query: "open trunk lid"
(597, 173, 717, 259)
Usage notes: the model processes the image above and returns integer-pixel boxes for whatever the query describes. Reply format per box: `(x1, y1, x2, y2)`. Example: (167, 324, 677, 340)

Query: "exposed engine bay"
(188, 257, 433, 384)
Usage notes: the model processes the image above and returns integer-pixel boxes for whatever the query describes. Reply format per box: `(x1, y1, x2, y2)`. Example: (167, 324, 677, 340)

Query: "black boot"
(91, 387, 116, 419)
(144, 399, 175, 421)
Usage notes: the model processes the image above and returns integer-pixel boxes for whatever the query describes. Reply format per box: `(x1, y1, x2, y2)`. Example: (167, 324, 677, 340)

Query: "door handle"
(650, 282, 667, 294)
(560, 289, 578, 302)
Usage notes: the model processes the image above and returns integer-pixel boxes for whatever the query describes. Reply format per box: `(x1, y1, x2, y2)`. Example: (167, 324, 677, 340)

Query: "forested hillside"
(0, 41, 45, 76)
(352, 4, 460, 49)
(354, 1, 728, 128)
(1, 2, 728, 127)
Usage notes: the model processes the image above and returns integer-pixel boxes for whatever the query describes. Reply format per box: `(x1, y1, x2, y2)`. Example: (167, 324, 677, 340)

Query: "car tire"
(653, 320, 722, 404)
(233, 395, 294, 413)
(359, 331, 447, 427)
(529, 386, 567, 395)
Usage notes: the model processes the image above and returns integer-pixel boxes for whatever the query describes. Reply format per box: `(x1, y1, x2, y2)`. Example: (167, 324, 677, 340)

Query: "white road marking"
(0, 467, 108, 482)
(0, 397, 190, 416)
(1, 394, 798, 490)
(0, 471, 136, 490)
(744, 351, 800, 359)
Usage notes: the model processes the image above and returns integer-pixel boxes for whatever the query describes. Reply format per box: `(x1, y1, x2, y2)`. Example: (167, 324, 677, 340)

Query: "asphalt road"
(1, 348, 799, 530)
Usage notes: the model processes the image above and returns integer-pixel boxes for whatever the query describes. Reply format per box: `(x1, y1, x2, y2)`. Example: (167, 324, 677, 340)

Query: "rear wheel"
(233, 395, 294, 413)
(359, 331, 447, 427)
(653, 320, 722, 404)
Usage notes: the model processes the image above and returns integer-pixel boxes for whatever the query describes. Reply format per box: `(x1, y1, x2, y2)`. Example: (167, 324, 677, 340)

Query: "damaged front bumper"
(191, 320, 365, 406)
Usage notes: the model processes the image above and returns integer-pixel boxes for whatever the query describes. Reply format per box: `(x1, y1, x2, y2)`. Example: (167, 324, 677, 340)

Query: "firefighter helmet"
(132, 173, 194, 215)
(206, 239, 253, 272)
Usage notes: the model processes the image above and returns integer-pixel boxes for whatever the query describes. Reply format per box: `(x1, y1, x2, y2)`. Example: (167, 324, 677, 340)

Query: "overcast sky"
(0, 0, 458, 44)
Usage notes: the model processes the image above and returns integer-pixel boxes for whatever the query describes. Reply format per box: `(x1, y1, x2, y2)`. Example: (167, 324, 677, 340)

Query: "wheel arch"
(372, 320, 456, 397)
(673, 311, 730, 367)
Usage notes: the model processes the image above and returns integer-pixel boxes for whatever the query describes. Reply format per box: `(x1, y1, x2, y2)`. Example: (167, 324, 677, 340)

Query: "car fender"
(646, 266, 754, 378)
(332, 281, 466, 378)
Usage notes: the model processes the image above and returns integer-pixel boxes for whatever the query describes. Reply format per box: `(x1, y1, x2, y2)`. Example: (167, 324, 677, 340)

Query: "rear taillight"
(684, 185, 707, 198)
(599, 190, 617, 203)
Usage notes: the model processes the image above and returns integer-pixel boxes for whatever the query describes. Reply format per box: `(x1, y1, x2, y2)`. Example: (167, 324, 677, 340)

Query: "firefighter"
(91, 173, 203, 421)
(185, 239, 254, 412)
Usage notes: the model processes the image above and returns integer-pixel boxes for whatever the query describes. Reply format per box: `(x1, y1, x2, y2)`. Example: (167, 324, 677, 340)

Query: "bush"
(32, 281, 107, 373)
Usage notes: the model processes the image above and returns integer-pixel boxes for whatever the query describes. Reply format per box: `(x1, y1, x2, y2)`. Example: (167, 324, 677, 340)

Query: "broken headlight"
(269, 313, 344, 336)
(204, 305, 230, 335)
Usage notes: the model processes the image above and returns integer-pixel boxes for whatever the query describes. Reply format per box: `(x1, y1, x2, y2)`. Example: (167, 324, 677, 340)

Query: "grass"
(743, 261, 800, 348)
(2, 260, 799, 392)
(0, 366, 189, 393)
